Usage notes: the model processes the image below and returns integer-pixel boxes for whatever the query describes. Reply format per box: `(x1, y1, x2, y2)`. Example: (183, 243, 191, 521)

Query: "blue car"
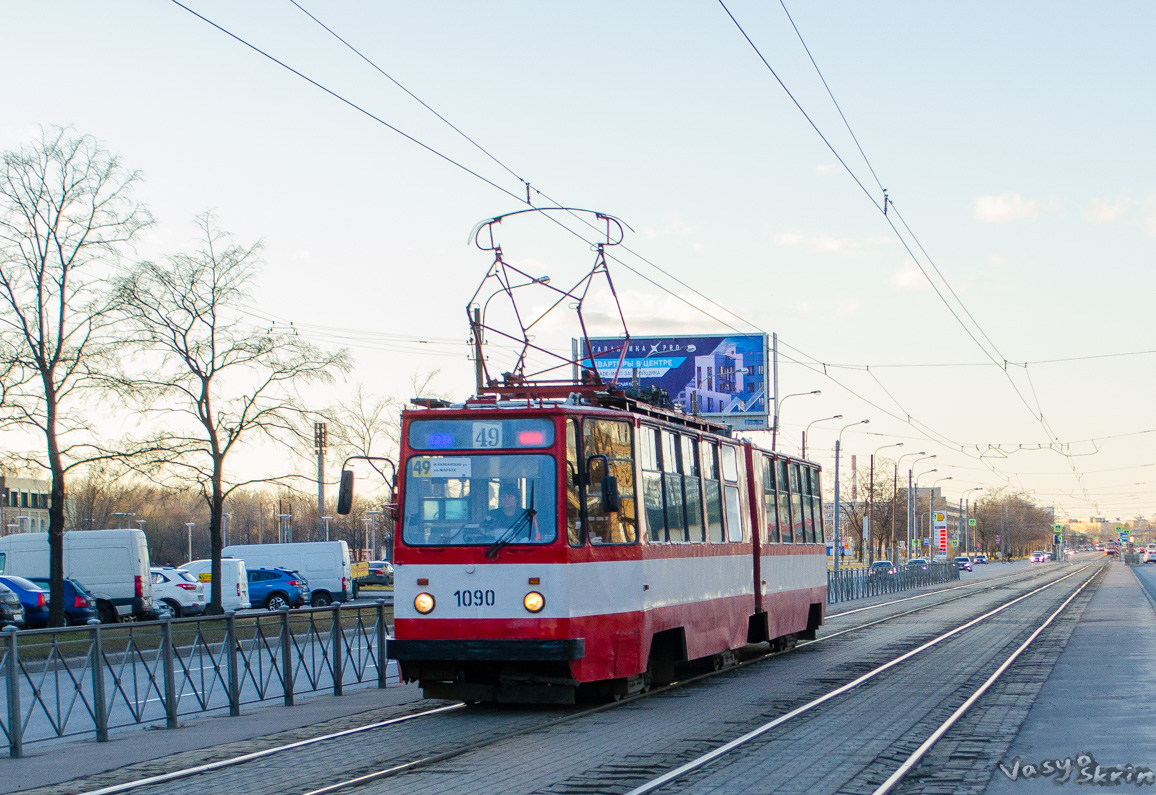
(26, 576, 98, 626)
(0, 575, 50, 629)
(246, 567, 310, 610)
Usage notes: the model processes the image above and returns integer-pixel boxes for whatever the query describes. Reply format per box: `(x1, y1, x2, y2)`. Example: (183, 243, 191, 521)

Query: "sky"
(3, 1, 1155, 522)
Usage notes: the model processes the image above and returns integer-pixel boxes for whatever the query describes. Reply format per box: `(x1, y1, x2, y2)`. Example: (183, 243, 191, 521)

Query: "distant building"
(0, 474, 51, 534)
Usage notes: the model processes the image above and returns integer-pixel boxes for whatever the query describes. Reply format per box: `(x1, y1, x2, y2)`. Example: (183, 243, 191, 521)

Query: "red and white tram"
(386, 387, 827, 704)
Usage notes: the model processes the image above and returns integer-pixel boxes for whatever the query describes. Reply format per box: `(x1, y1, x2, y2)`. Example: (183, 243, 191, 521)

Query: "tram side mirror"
(337, 470, 355, 515)
(601, 475, 621, 513)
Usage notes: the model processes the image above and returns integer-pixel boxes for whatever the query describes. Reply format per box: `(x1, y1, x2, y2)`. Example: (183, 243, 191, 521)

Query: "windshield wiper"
(485, 484, 536, 560)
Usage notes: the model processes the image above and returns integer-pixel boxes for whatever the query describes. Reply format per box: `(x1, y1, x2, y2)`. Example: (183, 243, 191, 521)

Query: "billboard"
(578, 333, 769, 431)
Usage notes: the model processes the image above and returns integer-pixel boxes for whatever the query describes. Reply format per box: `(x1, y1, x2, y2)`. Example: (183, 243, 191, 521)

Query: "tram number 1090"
(453, 589, 496, 607)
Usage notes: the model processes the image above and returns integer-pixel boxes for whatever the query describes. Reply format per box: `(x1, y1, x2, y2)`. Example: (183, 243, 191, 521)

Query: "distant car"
(931, 554, 948, 563)
(358, 561, 394, 587)
(246, 567, 310, 611)
(1029, 551, 1046, 563)
(150, 566, 205, 617)
(0, 582, 25, 629)
(152, 600, 174, 623)
(906, 558, 929, 570)
(26, 576, 97, 625)
(973, 554, 988, 564)
(0, 575, 50, 629)
(1144, 545, 1156, 564)
(869, 560, 896, 576)
(954, 556, 973, 572)
(1105, 546, 1118, 556)
(1045, 551, 1055, 561)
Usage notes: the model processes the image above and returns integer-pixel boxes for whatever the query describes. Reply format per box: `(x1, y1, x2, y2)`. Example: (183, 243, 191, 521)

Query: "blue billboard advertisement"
(579, 334, 769, 430)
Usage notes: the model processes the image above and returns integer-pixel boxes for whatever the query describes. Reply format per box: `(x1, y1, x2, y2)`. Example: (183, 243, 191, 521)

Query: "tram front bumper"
(387, 638, 585, 661)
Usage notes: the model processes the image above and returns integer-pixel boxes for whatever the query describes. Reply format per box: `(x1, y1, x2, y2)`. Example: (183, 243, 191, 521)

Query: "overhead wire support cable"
(169, 0, 526, 205)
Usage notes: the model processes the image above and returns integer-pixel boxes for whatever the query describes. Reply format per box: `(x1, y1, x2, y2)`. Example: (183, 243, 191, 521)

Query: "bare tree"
(118, 213, 350, 613)
(0, 127, 152, 625)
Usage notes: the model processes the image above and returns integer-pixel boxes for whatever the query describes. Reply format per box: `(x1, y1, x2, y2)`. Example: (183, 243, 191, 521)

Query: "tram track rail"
(622, 564, 1100, 795)
(66, 563, 1093, 795)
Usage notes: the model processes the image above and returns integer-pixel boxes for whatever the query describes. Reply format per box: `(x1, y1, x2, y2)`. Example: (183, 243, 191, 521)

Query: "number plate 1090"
(453, 589, 495, 607)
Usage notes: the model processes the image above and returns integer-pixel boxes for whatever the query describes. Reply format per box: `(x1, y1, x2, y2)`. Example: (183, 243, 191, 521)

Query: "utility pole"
(472, 306, 485, 394)
(315, 422, 327, 539)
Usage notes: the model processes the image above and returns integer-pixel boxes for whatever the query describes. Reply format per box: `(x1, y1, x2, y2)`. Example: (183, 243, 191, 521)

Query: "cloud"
(973, 193, 1038, 223)
(774, 232, 883, 255)
(891, 262, 930, 291)
(1085, 197, 1132, 223)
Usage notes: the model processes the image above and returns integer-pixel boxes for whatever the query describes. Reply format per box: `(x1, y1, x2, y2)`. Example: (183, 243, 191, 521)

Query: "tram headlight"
(414, 592, 436, 614)
(523, 591, 545, 613)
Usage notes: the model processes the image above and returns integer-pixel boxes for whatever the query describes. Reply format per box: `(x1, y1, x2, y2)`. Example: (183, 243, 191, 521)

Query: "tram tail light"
(414, 593, 436, 614)
(523, 591, 545, 613)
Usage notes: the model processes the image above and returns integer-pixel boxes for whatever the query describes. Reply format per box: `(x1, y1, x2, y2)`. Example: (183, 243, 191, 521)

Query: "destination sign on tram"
(409, 418, 554, 450)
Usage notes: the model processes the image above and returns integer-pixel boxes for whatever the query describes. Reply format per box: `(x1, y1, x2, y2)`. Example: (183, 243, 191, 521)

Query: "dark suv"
(246, 567, 310, 610)
(0, 582, 25, 628)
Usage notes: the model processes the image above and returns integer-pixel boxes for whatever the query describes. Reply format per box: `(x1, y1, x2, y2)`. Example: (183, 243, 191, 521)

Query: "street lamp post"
(833, 419, 870, 573)
(771, 390, 820, 452)
(906, 455, 935, 558)
(912, 467, 938, 555)
(366, 510, 382, 559)
(185, 522, 195, 562)
(893, 451, 924, 561)
(867, 442, 903, 564)
(802, 414, 843, 458)
(964, 487, 984, 552)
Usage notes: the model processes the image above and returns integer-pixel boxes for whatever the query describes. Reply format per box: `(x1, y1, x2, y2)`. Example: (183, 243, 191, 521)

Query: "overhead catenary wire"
(172, 2, 1129, 514)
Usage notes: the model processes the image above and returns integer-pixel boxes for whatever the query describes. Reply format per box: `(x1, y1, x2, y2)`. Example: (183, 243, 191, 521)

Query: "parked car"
(1143, 545, 1156, 563)
(223, 541, 353, 606)
(150, 566, 205, 617)
(0, 582, 25, 628)
(0, 575, 50, 629)
(1029, 551, 1046, 563)
(181, 558, 251, 611)
(906, 558, 929, 570)
(973, 554, 988, 564)
(0, 529, 154, 623)
(931, 554, 948, 563)
(954, 556, 973, 572)
(25, 576, 97, 625)
(868, 560, 896, 576)
(246, 567, 310, 610)
(358, 561, 394, 587)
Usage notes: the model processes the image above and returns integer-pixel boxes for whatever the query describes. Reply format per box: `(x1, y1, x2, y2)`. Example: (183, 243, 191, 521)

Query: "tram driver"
(484, 484, 543, 542)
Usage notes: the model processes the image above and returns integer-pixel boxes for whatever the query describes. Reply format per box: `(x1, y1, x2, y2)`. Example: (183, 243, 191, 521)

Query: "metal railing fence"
(826, 562, 959, 604)
(1, 602, 392, 758)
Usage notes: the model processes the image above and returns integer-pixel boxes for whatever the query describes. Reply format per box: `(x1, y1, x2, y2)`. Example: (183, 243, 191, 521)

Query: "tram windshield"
(402, 454, 557, 546)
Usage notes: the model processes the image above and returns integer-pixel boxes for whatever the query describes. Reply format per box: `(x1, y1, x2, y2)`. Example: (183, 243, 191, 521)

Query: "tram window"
(778, 459, 793, 543)
(641, 425, 665, 543)
(801, 465, 815, 544)
(703, 442, 724, 543)
(583, 419, 638, 545)
(721, 445, 739, 482)
(809, 467, 824, 543)
(763, 455, 780, 543)
(566, 420, 582, 547)
(682, 436, 704, 543)
(791, 463, 807, 544)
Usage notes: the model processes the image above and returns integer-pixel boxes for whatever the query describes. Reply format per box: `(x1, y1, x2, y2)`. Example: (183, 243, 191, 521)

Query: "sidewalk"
(1, 680, 423, 794)
(985, 561, 1156, 792)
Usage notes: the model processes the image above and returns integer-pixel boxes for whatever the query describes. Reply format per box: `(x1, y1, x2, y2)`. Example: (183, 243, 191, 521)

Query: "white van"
(181, 558, 251, 612)
(0, 529, 153, 623)
(222, 541, 353, 606)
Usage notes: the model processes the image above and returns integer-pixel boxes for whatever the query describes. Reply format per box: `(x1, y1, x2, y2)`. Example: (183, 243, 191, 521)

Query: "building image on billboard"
(579, 334, 769, 430)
